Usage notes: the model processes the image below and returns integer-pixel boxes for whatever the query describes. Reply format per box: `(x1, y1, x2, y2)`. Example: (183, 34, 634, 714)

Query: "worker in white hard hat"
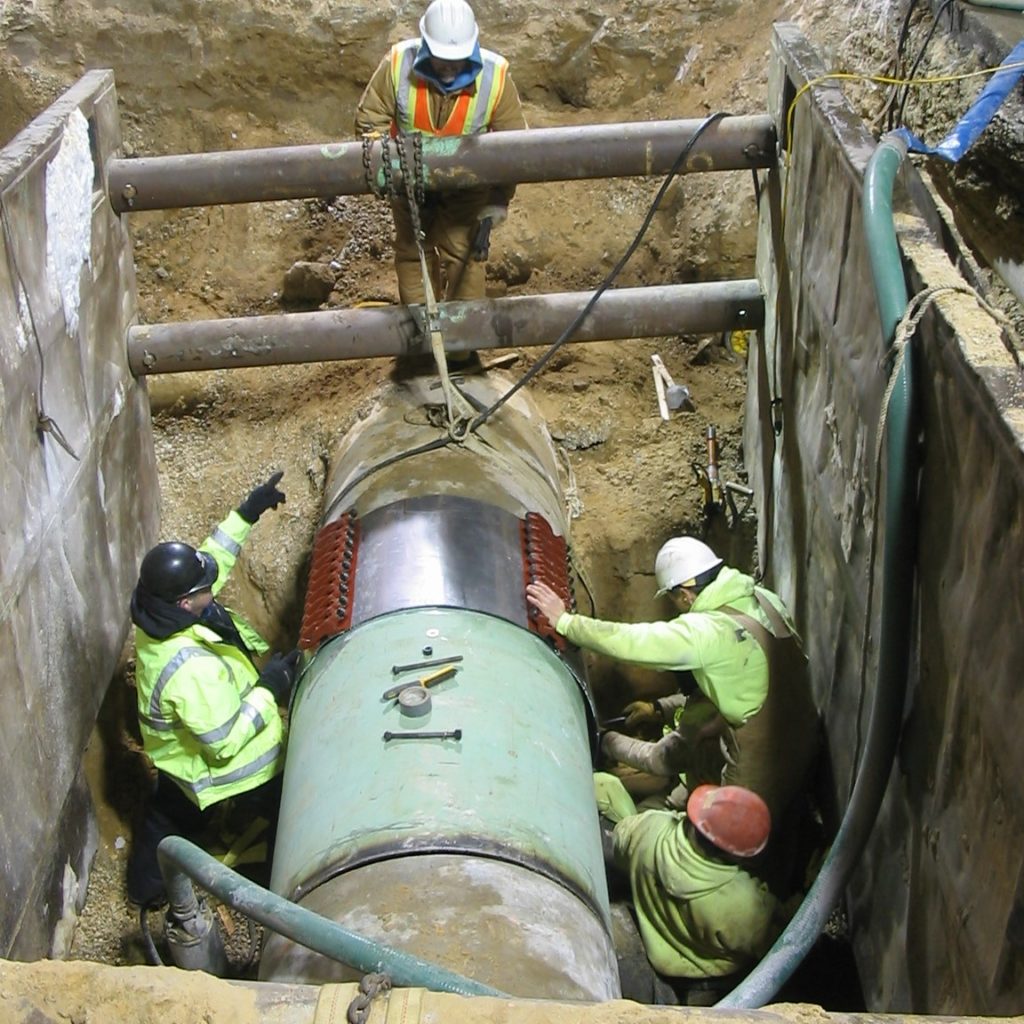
(594, 773, 785, 985)
(355, 0, 527, 318)
(527, 537, 819, 824)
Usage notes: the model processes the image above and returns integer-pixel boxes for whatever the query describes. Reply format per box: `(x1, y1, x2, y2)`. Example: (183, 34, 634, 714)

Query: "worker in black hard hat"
(126, 471, 300, 907)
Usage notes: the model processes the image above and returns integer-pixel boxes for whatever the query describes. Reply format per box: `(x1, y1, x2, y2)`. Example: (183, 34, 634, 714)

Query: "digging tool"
(651, 354, 694, 420)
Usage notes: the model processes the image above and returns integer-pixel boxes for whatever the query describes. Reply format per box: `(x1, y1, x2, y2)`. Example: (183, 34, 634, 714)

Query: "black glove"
(238, 471, 285, 524)
(259, 649, 301, 705)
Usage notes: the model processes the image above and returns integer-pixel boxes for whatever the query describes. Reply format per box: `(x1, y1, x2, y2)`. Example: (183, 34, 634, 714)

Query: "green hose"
(960, 0, 1024, 10)
(157, 835, 508, 997)
(719, 131, 918, 1007)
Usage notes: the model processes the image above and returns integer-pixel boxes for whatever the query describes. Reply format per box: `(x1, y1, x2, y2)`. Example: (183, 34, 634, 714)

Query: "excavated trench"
(5, 0, 1021, 1010)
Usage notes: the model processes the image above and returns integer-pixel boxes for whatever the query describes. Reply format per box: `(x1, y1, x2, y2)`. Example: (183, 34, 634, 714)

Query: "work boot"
(447, 350, 484, 375)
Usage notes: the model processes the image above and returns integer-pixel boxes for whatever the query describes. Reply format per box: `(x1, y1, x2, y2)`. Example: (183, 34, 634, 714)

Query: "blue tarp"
(895, 37, 1024, 161)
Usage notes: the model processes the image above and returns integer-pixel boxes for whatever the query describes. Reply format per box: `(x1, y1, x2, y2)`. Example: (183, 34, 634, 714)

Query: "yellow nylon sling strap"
(314, 984, 426, 1024)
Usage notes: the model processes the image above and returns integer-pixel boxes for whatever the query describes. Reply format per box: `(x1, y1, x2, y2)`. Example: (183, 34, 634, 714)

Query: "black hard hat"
(138, 542, 219, 602)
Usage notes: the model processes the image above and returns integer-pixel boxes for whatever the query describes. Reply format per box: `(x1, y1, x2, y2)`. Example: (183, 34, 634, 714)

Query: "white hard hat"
(420, 0, 479, 61)
(654, 537, 723, 597)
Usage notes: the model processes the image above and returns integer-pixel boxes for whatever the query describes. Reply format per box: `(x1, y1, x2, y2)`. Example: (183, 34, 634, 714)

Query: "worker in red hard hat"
(595, 774, 783, 982)
(126, 471, 300, 907)
(355, 0, 527, 321)
(527, 536, 819, 824)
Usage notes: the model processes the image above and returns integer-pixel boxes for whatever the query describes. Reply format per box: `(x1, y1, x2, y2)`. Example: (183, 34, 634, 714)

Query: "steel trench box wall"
(753, 24, 1024, 1014)
(0, 71, 158, 957)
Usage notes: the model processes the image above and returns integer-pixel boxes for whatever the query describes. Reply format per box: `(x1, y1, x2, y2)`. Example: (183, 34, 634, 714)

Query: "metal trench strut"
(107, 117, 776, 213)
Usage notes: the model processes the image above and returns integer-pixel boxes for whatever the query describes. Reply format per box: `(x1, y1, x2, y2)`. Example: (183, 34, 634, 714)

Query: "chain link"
(360, 133, 395, 200)
(346, 972, 392, 1024)
(412, 132, 426, 207)
(394, 132, 425, 246)
(381, 134, 393, 198)
(360, 133, 382, 198)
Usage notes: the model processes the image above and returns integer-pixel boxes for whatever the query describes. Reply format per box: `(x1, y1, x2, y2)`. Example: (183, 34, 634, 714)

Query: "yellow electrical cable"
(784, 60, 1024, 161)
(764, 56, 1024, 443)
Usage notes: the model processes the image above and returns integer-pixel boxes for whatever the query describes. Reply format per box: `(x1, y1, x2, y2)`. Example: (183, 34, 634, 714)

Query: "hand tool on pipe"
(383, 729, 463, 741)
(391, 655, 464, 676)
(382, 664, 459, 702)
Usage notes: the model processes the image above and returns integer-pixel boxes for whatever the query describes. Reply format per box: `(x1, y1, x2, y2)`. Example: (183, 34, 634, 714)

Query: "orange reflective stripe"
(439, 93, 473, 135)
(391, 40, 507, 137)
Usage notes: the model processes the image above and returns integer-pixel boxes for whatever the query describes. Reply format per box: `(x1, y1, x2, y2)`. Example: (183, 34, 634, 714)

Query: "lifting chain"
(360, 133, 393, 199)
(393, 132, 425, 243)
(346, 971, 392, 1024)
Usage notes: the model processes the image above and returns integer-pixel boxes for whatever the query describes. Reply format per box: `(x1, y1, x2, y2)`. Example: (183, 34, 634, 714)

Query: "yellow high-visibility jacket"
(614, 807, 781, 979)
(134, 512, 285, 810)
(559, 567, 818, 818)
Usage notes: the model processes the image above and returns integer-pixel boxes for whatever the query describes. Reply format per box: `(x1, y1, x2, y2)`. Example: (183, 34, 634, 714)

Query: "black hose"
(468, 111, 732, 432)
(139, 904, 164, 966)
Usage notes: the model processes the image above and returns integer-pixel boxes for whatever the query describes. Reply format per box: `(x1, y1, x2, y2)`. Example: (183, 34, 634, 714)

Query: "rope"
(393, 131, 475, 439)
(875, 282, 1021, 468)
(558, 444, 583, 521)
(850, 280, 1017, 780)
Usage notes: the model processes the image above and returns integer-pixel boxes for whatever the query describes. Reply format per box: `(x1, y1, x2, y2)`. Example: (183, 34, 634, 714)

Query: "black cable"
(571, 554, 598, 617)
(139, 904, 165, 966)
(884, 0, 922, 132)
(895, 0, 956, 129)
(321, 435, 452, 522)
(467, 111, 732, 433)
(323, 112, 733, 510)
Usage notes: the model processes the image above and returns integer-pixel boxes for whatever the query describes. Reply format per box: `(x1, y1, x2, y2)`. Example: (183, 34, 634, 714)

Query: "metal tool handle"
(382, 664, 459, 701)
(471, 218, 493, 262)
(383, 729, 463, 741)
(391, 655, 463, 676)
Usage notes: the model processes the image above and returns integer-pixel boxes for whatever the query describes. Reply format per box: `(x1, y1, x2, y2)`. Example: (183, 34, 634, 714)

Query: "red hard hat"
(686, 784, 771, 858)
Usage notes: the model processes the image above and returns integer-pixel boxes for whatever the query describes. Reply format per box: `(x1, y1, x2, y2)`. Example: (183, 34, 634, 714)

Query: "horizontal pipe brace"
(108, 117, 776, 213)
(128, 281, 764, 375)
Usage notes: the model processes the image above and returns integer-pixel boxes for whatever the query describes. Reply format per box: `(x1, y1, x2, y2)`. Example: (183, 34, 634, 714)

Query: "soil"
(0, 0, 1019, 996)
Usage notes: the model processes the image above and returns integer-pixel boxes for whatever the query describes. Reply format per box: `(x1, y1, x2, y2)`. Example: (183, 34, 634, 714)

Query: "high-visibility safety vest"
(390, 40, 509, 136)
(134, 511, 285, 810)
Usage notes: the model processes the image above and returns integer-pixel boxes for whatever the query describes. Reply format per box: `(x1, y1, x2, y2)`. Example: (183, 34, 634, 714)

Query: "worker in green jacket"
(527, 537, 819, 823)
(595, 773, 783, 981)
(126, 471, 300, 906)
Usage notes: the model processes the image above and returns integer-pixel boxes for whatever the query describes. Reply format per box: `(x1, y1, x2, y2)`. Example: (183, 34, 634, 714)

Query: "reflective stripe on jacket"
(389, 40, 509, 136)
(135, 511, 284, 810)
(561, 567, 818, 818)
(557, 567, 783, 725)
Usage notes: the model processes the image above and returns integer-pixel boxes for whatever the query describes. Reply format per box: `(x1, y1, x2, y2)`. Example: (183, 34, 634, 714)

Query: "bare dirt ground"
(1, 0, 1019, 987)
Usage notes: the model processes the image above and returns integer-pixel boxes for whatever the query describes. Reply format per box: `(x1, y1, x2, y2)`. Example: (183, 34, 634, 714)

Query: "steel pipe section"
(127, 281, 764, 375)
(260, 373, 620, 999)
(107, 116, 775, 213)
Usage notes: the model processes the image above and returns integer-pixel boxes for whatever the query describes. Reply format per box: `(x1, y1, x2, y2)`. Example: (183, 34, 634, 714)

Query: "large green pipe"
(259, 372, 619, 1000)
(720, 132, 917, 1006)
(157, 836, 506, 997)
